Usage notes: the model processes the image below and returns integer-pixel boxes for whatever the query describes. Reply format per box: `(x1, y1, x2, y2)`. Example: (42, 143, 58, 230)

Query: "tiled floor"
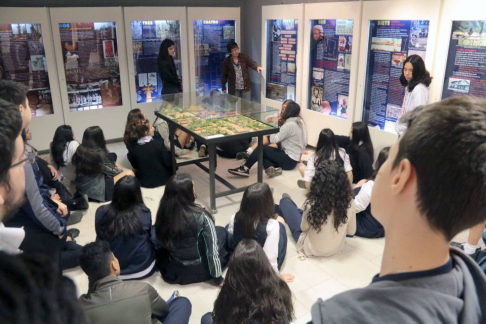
(63, 142, 472, 324)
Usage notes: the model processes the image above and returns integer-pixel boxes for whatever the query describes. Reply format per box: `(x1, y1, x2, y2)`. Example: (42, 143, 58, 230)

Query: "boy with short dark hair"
(79, 241, 192, 324)
(310, 96, 486, 323)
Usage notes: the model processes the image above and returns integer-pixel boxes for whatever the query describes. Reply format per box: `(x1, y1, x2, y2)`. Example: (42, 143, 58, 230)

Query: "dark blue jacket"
(95, 204, 156, 276)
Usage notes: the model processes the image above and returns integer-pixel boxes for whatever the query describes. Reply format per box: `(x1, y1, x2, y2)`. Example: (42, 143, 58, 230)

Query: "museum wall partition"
(1, 1, 486, 152)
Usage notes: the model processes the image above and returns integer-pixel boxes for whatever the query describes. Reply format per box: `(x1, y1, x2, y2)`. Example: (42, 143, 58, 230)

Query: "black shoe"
(236, 152, 250, 160)
(66, 228, 80, 240)
(67, 211, 84, 226)
(265, 166, 282, 178)
(303, 160, 308, 166)
(297, 179, 307, 189)
(71, 195, 89, 211)
(198, 144, 207, 157)
(228, 165, 250, 177)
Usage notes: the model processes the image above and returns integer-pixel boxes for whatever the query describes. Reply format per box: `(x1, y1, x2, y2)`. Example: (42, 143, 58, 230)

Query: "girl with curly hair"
(201, 239, 294, 324)
(125, 117, 173, 188)
(278, 160, 356, 258)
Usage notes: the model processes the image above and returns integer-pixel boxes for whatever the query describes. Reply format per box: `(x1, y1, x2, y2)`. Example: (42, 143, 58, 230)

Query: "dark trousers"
(244, 144, 297, 170)
(278, 197, 303, 242)
(201, 312, 212, 324)
(277, 222, 288, 270)
(61, 240, 83, 270)
(160, 296, 192, 324)
(216, 138, 251, 159)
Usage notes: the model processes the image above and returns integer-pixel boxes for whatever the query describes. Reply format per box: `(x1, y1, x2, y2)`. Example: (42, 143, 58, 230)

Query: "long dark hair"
(234, 183, 275, 238)
(280, 101, 300, 124)
(304, 160, 352, 232)
(50, 125, 75, 168)
(97, 176, 144, 240)
(126, 108, 144, 123)
(370, 147, 390, 180)
(349, 122, 374, 162)
(400, 54, 432, 91)
(72, 126, 107, 176)
(124, 109, 146, 147)
(314, 128, 341, 167)
(155, 174, 213, 246)
(157, 39, 176, 72)
(212, 239, 294, 324)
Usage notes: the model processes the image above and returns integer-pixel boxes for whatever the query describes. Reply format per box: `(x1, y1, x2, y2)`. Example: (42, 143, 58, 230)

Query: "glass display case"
(156, 92, 279, 140)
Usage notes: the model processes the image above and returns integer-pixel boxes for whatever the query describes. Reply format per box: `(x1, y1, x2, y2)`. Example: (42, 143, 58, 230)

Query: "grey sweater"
(270, 117, 307, 161)
(310, 248, 486, 323)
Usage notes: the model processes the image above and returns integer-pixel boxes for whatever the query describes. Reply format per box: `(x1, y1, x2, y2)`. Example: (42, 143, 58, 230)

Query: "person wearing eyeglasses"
(0, 80, 81, 270)
(0, 98, 26, 253)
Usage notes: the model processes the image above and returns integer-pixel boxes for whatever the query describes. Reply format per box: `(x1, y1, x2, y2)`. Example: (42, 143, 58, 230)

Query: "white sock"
(247, 147, 254, 154)
(464, 242, 480, 255)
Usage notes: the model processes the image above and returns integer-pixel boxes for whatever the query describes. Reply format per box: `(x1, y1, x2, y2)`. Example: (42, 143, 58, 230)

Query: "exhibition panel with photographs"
(131, 20, 182, 104)
(362, 20, 429, 133)
(58, 22, 123, 112)
(309, 19, 353, 119)
(442, 20, 486, 100)
(0, 23, 53, 117)
(266, 19, 298, 102)
(194, 20, 235, 96)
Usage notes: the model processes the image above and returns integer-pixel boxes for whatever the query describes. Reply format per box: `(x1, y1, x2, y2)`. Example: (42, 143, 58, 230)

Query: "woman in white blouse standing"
(395, 55, 432, 135)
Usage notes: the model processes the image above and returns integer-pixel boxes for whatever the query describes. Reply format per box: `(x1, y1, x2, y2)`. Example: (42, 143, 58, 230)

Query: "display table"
(154, 92, 279, 213)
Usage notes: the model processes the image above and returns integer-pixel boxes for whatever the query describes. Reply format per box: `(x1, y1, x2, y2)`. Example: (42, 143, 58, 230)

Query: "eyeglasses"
(9, 145, 37, 169)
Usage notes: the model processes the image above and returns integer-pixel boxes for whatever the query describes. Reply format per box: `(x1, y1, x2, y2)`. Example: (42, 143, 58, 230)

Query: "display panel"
(193, 20, 235, 96)
(58, 22, 122, 112)
(442, 21, 486, 99)
(308, 19, 353, 119)
(362, 20, 430, 132)
(131, 20, 182, 104)
(266, 19, 298, 102)
(0, 23, 53, 116)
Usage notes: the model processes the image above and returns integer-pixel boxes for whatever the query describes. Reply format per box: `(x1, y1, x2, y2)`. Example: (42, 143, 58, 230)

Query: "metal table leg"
(257, 135, 264, 183)
(168, 123, 177, 175)
(208, 143, 217, 214)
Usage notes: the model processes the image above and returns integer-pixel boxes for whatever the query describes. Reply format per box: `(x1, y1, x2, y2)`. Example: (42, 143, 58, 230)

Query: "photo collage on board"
(132, 20, 181, 104)
(266, 19, 298, 102)
(0, 23, 54, 116)
(309, 19, 353, 119)
(442, 20, 486, 100)
(194, 20, 235, 96)
(58, 22, 122, 112)
(362, 20, 429, 133)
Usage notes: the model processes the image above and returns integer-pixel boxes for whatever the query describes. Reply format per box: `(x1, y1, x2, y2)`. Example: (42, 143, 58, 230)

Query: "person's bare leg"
(175, 129, 190, 148)
(114, 169, 135, 184)
(249, 136, 270, 151)
(299, 164, 306, 177)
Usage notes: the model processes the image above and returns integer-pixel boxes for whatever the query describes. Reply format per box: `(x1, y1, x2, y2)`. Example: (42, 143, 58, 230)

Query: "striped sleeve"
(200, 213, 222, 278)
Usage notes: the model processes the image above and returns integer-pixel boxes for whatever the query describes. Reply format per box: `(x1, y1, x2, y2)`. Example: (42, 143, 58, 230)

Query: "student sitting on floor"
(125, 117, 173, 188)
(227, 183, 294, 282)
(72, 126, 134, 202)
(354, 147, 389, 239)
(298, 128, 352, 190)
(335, 121, 374, 183)
(95, 176, 158, 280)
(278, 160, 356, 258)
(50, 124, 80, 185)
(310, 96, 486, 323)
(228, 101, 306, 178)
(201, 239, 294, 324)
(155, 174, 229, 285)
(79, 240, 192, 324)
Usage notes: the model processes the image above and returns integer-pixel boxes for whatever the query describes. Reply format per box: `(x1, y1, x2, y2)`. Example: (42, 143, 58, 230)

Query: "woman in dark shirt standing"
(221, 41, 262, 100)
(335, 122, 374, 183)
(157, 39, 182, 95)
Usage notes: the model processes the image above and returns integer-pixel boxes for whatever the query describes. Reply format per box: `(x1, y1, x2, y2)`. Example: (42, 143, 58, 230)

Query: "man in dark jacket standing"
(221, 41, 261, 101)
(79, 241, 192, 324)
(309, 97, 486, 323)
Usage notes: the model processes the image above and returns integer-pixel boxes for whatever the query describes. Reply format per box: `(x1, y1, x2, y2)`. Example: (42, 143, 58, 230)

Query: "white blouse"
(303, 148, 352, 183)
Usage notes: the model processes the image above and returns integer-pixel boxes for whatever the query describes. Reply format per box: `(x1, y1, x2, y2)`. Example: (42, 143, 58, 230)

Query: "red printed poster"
(103, 40, 114, 58)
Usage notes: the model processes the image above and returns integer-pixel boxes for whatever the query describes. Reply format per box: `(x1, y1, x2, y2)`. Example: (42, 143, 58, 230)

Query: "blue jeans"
(278, 197, 303, 242)
(161, 297, 192, 324)
(201, 312, 212, 324)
